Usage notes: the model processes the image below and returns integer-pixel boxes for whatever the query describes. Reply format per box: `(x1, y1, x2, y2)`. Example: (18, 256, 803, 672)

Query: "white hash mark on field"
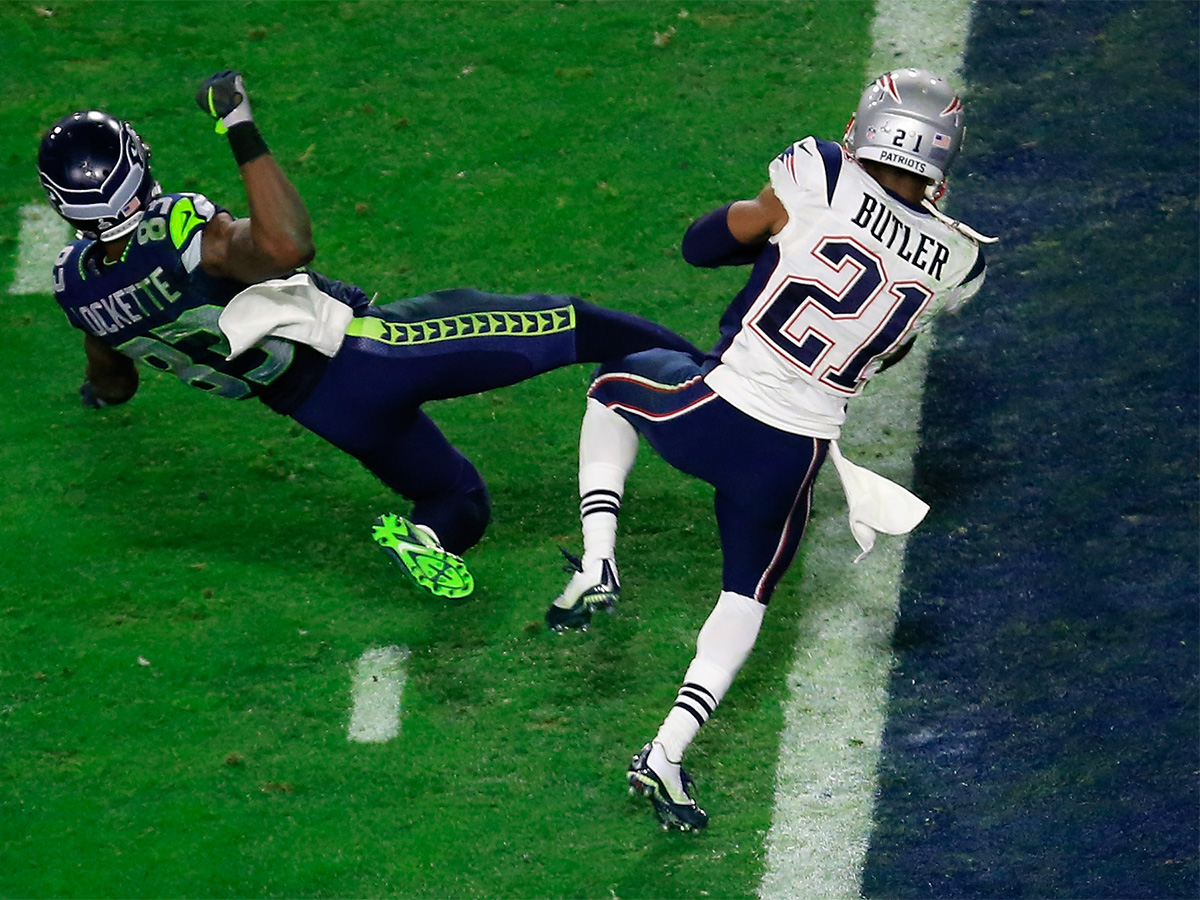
(10, 203, 70, 295)
(348, 645, 411, 744)
(759, 2, 975, 899)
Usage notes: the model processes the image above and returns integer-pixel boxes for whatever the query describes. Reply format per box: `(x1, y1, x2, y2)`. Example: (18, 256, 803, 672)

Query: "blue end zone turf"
(863, 3, 1199, 897)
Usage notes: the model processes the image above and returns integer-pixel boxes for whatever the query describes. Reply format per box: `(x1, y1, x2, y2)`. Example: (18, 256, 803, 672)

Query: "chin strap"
(922, 197, 999, 244)
(922, 182, 999, 244)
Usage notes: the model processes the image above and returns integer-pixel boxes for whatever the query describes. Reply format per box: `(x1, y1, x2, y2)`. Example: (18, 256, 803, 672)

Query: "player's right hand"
(196, 70, 253, 134)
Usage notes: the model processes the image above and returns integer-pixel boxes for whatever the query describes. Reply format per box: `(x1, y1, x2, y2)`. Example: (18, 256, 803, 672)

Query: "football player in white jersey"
(545, 69, 994, 831)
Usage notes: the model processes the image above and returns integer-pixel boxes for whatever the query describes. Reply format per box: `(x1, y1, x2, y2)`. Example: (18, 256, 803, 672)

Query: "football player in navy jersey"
(38, 70, 698, 599)
(546, 69, 995, 830)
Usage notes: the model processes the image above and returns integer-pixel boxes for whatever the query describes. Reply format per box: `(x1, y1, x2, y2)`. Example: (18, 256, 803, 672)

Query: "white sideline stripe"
(10, 204, 69, 295)
(759, 3, 974, 898)
(348, 645, 411, 743)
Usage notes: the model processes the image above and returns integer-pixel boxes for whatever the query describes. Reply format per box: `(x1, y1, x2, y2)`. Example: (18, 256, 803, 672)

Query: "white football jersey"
(704, 137, 986, 439)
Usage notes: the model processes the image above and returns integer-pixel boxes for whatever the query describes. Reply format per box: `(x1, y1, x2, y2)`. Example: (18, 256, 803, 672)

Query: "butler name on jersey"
(703, 136, 986, 440)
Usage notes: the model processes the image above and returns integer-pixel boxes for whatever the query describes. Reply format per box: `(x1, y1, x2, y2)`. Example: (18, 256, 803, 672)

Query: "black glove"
(79, 380, 108, 409)
(196, 70, 253, 134)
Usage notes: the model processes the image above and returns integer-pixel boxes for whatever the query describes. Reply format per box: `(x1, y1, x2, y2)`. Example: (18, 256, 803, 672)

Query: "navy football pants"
(290, 289, 698, 553)
(588, 348, 829, 603)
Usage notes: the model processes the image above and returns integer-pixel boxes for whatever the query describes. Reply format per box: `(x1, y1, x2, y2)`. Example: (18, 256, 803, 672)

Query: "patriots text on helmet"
(874, 148, 928, 176)
(850, 192, 950, 280)
(845, 68, 964, 184)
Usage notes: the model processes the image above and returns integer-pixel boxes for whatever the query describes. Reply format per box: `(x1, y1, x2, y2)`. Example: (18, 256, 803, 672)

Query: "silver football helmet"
(843, 68, 965, 184)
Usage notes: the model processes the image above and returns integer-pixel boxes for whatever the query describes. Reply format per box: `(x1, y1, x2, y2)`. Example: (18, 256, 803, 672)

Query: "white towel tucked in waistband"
(829, 441, 930, 563)
(219, 273, 355, 360)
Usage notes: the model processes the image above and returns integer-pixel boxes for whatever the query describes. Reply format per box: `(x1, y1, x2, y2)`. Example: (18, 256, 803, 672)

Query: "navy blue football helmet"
(37, 110, 160, 241)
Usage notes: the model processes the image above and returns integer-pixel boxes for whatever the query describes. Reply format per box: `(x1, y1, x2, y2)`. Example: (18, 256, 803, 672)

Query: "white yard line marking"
(10, 203, 69, 295)
(760, 3, 973, 898)
(348, 645, 411, 744)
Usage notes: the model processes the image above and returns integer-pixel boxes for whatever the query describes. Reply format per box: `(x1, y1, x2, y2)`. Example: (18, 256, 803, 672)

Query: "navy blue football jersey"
(52, 192, 371, 412)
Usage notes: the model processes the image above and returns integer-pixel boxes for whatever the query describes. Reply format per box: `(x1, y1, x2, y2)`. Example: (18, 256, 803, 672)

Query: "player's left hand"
(79, 380, 108, 409)
(196, 70, 253, 134)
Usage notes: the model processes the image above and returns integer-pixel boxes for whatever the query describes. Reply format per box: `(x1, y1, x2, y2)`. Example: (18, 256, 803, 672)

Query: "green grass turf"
(0, 2, 871, 897)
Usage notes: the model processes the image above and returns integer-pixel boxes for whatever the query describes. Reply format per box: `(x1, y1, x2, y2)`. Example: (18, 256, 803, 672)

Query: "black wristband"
(226, 121, 269, 166)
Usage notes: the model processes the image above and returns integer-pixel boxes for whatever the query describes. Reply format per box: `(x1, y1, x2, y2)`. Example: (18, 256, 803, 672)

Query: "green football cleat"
(371, 513, 474, 599)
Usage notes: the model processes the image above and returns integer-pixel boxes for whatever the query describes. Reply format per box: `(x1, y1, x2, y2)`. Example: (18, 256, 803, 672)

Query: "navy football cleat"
(545, 549, 619, 632)
(627, 741, 709, 832)
(371, 513, 474, 599)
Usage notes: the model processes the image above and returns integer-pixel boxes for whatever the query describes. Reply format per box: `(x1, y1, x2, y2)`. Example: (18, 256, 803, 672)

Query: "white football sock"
(577, 398, 638, 565)
(654, 591, 766, 763)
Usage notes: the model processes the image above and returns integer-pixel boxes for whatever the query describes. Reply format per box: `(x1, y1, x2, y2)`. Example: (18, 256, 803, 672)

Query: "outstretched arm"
(194, 71, 315, 283)
(680, 183, 788, 268)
